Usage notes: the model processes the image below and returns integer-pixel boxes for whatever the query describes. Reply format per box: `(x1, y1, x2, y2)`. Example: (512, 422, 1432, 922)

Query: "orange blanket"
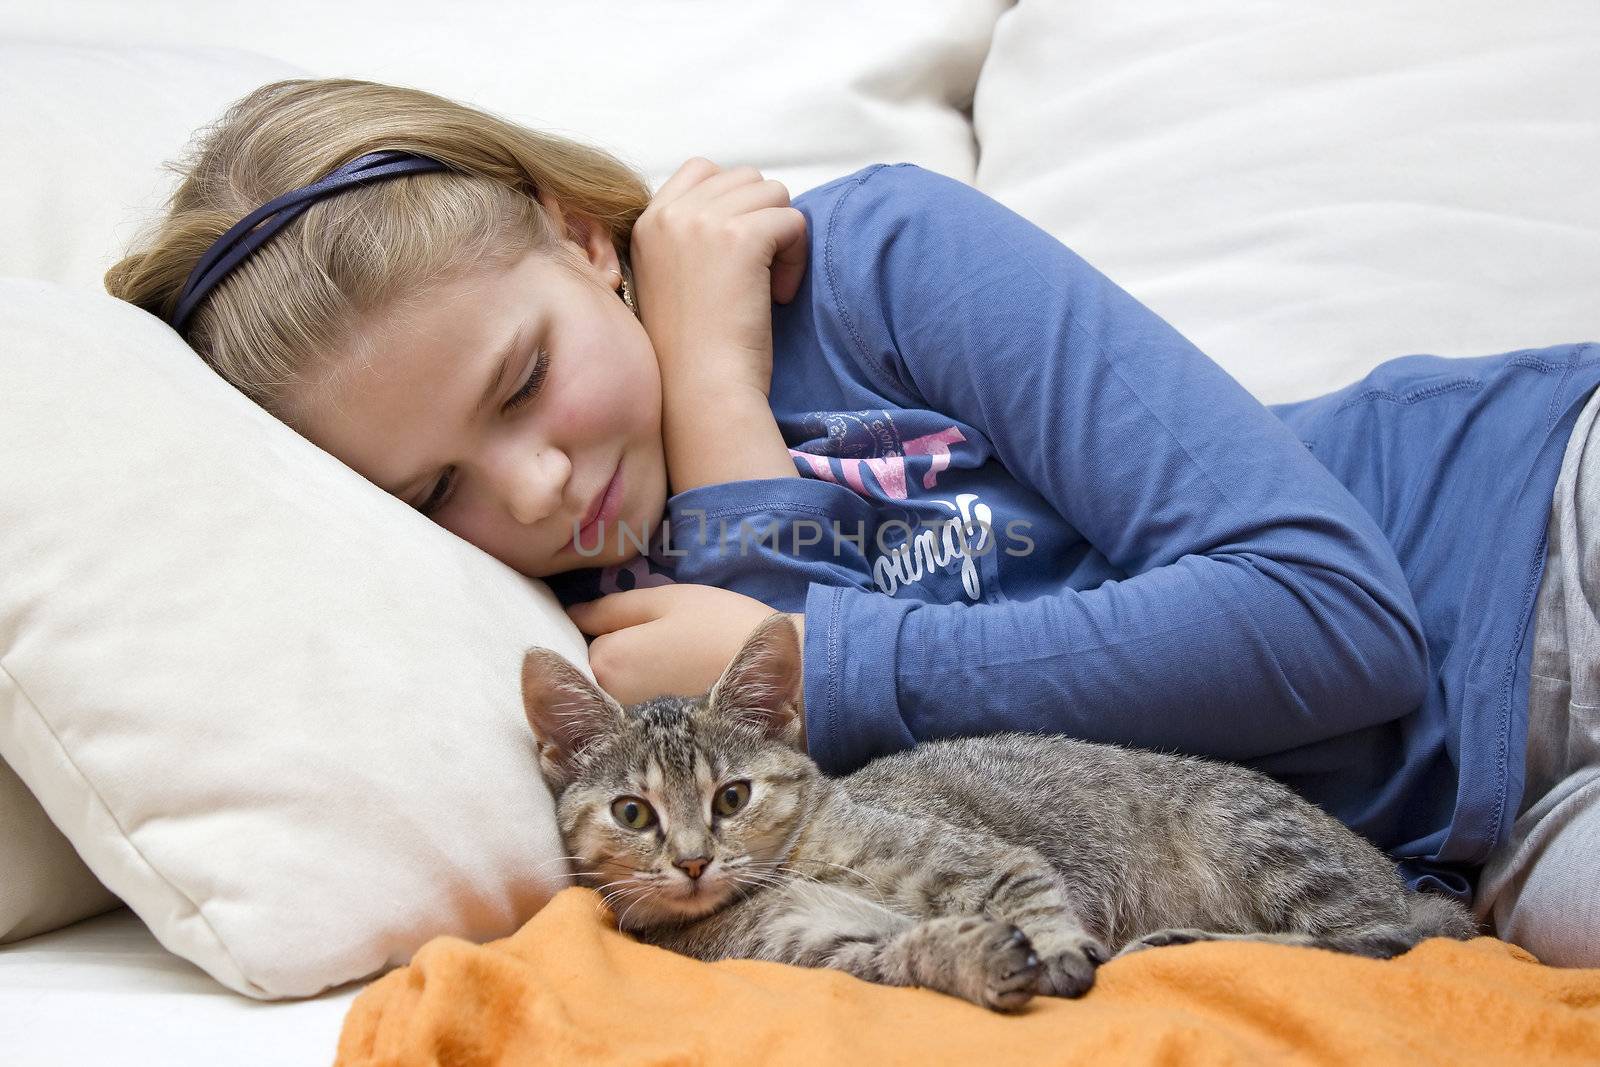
(336, 887, 1600, 1066)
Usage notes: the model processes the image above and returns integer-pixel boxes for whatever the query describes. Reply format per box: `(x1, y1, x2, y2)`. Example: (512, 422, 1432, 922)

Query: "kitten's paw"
(964, 920, 1040, 1012)
(1114, 927, 1212, 958)
(1028, 929, 1104, 998)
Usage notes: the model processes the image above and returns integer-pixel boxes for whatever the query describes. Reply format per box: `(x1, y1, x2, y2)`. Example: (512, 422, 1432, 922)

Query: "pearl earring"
(608, 268, 635, 311)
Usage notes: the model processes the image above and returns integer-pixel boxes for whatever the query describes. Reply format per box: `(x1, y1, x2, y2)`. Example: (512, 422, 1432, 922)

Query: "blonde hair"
(105, 78, 651, 416)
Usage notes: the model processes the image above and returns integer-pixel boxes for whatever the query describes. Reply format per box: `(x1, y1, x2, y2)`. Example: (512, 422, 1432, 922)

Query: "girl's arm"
(627, 157, 808, 495)
(808, 164, 1428, 773)
(661, 163, 1430, 776)
(662, 381, 799, 492)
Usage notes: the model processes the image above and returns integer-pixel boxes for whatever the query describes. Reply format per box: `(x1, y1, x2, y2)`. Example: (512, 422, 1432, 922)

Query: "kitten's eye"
(713, 781, 751, 818)
(610, 796, 657, 831)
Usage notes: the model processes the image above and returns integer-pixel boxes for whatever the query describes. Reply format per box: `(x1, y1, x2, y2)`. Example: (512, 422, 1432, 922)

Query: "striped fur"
(521, 615, 1476, 1011)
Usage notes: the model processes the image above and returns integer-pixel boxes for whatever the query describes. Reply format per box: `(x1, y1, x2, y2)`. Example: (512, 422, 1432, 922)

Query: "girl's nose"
(489, 442, 570, 527)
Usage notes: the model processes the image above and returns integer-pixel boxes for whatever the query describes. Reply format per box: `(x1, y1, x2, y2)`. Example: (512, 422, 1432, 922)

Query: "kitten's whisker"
(528, 855, 589, 881)
(601, 884, 647, 905)
(593, 877, 641, 897)
(601, 884, 650, 920)
(733, 870, 784, 885)
(616, 890, 654, 931)
(767, 862, 891, 907)
(596, 875, 653, 909)
(732, 872, 785, 895)
(805, 859, 886, 894)
(728, 871, 763, 905)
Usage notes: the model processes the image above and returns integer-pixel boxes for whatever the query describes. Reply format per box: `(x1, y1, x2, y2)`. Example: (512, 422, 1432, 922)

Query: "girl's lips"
(567, 461, 623, 551)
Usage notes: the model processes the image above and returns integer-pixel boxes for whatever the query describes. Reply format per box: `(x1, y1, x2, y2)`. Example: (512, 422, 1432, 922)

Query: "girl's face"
(289, 200, 668, 579)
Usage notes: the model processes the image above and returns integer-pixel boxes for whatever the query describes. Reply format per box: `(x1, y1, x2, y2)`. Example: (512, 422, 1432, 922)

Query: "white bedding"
(2, 1, 1595, 1063)
(0, 909, 358, 1066)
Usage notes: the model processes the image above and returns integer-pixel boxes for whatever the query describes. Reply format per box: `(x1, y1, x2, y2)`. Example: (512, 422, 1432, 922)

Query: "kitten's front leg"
(981, 852, 1107, 997)
(660, 881, 1043, 1011)
(917, 842, 1107, 998)
(863, 912, 1042, 1012)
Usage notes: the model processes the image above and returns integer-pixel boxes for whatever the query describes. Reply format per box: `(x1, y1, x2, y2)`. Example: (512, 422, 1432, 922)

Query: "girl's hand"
(565, 584, 806, 709)
(629, 157, 809, 400)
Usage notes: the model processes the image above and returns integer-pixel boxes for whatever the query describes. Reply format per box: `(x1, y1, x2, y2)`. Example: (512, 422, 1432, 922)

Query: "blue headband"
(167, 149, 452, 334)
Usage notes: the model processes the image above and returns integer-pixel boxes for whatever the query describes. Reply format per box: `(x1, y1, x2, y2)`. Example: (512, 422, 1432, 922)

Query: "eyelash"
(416, 347, 550, 517)
(506, 347, 552, 414)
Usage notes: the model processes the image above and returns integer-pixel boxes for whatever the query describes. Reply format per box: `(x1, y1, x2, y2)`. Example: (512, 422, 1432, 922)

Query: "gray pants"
(1472, 382, 1600, 967)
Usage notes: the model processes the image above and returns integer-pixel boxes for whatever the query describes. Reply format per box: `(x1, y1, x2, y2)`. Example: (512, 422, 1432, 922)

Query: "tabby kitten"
(521, 613, 1475, 1012)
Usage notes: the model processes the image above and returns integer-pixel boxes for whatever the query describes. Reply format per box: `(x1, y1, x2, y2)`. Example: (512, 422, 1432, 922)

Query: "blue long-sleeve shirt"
(548, 162, 1600, 898)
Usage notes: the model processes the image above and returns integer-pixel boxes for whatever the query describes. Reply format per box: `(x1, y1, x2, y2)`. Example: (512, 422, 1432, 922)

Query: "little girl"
(106, 78, 1598, 968)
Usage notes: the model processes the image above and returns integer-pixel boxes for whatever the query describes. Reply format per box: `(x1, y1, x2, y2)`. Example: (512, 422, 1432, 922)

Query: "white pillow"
(0, 40, 314, 944)
(0, 278, 582, 998)
(0, 758, 120, 944)
(3, 0, 1003, 200)
(0, 41, 312, 291)
(973, 0, 1600, 403)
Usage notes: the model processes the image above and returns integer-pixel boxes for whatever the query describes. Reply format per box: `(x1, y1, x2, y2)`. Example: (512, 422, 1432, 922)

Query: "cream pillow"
(0, 759, 121, 944)
(973, 0, 1600, 404)
(0, 278, 582, 998)
(3, 0, 1004, 198)
(0, 41, 312, 291)
(0, 40, 315, 945)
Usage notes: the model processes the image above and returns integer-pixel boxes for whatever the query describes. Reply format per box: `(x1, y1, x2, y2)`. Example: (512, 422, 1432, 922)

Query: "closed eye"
(505, 347, 550, 413)
(415, 347, 551, 516)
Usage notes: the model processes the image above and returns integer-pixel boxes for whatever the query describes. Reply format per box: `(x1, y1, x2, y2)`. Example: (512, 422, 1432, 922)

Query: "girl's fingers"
(565, 588, 665, 633)
(684, 178, 806, 303)
(712, 178, 793, 217)
(678, 164, 767, 207)
(660, 163, 772, 218)
(761, 207, 810, 304)
(649, 156, 723, 205)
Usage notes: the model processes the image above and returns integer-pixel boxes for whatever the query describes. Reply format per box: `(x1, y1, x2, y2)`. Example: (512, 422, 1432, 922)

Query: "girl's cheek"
(440, 494, 501, 555)
(568, 392, 628, 436)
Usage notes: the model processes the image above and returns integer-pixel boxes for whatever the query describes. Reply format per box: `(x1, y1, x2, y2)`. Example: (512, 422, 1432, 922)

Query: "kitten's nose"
(674, 856, 711, 880)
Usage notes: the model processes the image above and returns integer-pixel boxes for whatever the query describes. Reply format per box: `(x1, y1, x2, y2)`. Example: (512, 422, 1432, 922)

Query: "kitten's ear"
(520, 648, 626, 788)
(707, 613, 804, 749)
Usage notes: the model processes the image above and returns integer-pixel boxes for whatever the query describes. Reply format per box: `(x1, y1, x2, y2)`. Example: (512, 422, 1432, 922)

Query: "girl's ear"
(707, 613, 803, 749)
(520, 648, 626, 788)
(534, 188, 609, 270)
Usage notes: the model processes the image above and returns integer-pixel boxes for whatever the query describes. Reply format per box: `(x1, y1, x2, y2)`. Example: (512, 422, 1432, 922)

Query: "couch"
(1, 2, 1595, 1064)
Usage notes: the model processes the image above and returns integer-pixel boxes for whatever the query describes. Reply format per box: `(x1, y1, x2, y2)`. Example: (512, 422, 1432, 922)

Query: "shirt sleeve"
(659, 475, 880, 611)
(794, 163, 1431, 775)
